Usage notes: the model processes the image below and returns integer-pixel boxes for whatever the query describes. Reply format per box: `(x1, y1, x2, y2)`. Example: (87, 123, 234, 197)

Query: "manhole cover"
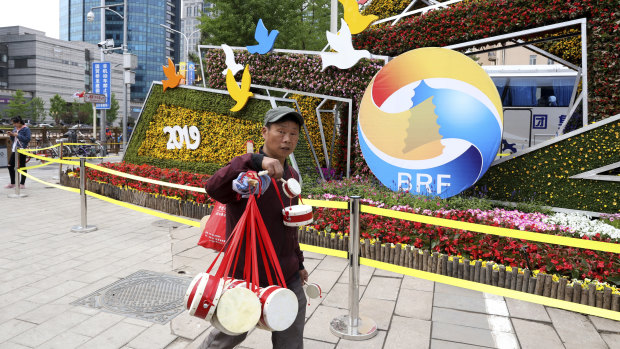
(152, 219, 184, 228)
(72, 270, 191, 324)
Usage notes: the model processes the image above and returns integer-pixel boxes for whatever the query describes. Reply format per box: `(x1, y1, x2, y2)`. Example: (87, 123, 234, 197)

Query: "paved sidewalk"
(1, 162, 619, 348)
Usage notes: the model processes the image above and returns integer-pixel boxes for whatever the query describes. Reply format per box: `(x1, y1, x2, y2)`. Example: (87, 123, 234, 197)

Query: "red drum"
(211, 286, 261, 335)
(281, 178, 301, 199)
(282, 205, 313, 227)
(185, 273, 225, 321)
(256, 286, 299, 332)
(304, 282, 322, 299)
(223, 278, 252, 290)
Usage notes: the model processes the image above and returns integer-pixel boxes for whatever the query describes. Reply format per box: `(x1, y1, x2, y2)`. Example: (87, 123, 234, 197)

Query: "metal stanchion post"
(8, 150, 27, 198)
(58, 141, 64, 182)
(330, 196, 377, 340)
(71, 158, 97, 233)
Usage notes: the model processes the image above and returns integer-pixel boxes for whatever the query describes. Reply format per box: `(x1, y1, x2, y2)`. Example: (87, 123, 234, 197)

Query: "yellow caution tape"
(360, 258, 620, 321)
(63, 156, 116, 159)
(304, 199, 348, 209)
(18, 170, 80, 193)
(18, 169, 200, 227)
(20, 161, 55, 171)
(85, 162, 207, 193)
(25, 144, 62, 152)
(361, 205, 620, 254)
(300, 243, 348, 259)
(297, 242, 620, 321)
(18, 149, 79, 166)
(85, 190, 201, 227)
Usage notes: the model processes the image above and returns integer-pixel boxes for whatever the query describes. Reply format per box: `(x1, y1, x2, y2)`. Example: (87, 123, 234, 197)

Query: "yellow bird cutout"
(339, 0, 378, 35)
(162, 58, 183, 92)
(226, 65, 253, 112)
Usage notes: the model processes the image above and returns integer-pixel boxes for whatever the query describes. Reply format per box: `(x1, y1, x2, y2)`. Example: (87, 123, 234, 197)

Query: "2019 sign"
(163, 125, 201, 150)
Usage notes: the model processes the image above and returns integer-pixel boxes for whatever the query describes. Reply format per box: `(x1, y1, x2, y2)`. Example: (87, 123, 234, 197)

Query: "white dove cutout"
(320, 19, 371, 71)
(221, 44, 244, 76)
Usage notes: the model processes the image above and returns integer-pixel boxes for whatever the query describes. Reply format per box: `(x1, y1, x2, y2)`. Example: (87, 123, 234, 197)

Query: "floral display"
(199, 2, 619, 212)
(201, 49, 384, 175)
(544, 213, 620, 239)
(138, 104, 264, 165)
(76, 161, 213, 204)
(361, 0, 414, 20)
(310, 198, 620, 284)
(470, 120, 620, 213)
(290, 94, 336, 167)
(123, 85, 322, 176)
(356, 0, 619, 121)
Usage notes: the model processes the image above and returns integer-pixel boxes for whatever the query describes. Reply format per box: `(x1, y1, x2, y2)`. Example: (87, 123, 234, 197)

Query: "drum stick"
(249, 170, 269, 186)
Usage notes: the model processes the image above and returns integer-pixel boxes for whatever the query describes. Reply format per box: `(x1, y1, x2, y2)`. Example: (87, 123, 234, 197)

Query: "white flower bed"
(543, 213, 620, 239)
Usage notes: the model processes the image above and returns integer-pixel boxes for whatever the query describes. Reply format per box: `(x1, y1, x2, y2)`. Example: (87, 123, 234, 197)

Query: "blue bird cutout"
(246, 19, 279, 54)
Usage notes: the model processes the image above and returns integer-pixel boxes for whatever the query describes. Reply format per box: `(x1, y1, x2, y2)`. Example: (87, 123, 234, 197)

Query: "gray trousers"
(199, 276, 306, 349)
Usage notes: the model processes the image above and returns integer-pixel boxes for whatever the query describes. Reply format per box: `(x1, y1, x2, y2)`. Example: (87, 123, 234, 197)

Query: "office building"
(181, 0, 212, 61)
(60, 0, 181, 106)
(0, 26, 124, 120)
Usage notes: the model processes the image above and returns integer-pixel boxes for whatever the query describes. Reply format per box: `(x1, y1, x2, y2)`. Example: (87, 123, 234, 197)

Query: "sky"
(0, 0, 60, 39)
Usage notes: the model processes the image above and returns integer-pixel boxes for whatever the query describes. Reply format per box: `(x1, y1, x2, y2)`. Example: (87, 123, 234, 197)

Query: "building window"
(14, 59, 28, 68)
(548, 58, 554, 65)
(529, 55, 537, 65)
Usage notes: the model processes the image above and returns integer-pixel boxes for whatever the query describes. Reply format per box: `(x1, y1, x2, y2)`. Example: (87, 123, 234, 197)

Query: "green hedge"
(124, 84, 316, 178)
(468, 119, 620, 213)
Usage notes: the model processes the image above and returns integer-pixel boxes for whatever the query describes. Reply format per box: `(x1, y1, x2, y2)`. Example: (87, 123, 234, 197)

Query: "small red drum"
(256, 286, 299, 331)
(211, 286, 261, 335)
(281, 178, 301, 199)
(185, 273, 225, 321)
(304, 282, 322, 299)
(223, 278, 252, 290)
(282, 205, 313, 227)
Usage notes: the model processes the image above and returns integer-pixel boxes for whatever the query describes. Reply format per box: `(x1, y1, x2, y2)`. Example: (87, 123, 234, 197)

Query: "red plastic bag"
(198, 201, 227, 251)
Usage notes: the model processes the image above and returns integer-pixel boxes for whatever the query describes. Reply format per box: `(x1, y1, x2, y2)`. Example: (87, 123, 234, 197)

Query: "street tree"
(49, 94, 67, 125)
(29, 97, 46, 123)
(199, 0, 330, 51)
(106, 93, 119, 125)
(76, 103, 93, 124)
(5, 90, 30, 120)
(61, 110, 75, 125)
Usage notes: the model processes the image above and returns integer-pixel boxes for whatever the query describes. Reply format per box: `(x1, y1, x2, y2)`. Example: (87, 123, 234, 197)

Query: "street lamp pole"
(122, 0, 128, 152)
(100, 0, 106, 151)
(88, 0, 129, 152)
(160, 24, 200, 76)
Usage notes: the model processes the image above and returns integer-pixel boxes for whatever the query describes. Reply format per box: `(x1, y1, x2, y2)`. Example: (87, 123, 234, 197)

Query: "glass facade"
(60, 0, 181, 102)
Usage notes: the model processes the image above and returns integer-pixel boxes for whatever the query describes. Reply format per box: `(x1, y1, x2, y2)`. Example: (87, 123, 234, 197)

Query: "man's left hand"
(299, 269, 309, 283)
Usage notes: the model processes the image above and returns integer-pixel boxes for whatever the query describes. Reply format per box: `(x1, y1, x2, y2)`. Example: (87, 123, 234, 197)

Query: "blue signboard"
(533, 114, 548, 129)
(92, 62, 111, 109)
(187, 62, 195, 86)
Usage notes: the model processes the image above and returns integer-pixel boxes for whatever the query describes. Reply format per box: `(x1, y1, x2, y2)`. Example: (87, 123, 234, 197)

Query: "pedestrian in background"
(5, 116, 31, 189)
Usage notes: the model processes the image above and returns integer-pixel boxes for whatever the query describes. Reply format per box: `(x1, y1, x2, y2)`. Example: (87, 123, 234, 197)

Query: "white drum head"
(214, 287, 261, 334)
(305, 283, 321, 299)
(262, 288, 298, 331)
(284, 178, 301, 198)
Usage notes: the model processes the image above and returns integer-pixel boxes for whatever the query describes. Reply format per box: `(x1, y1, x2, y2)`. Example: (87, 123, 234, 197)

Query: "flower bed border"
(299, 227, 620, 313)
(60, 173, 212, 220)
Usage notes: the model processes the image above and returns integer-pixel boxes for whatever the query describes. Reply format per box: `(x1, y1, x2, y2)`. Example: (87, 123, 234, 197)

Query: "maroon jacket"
(205, 151, 304, 286)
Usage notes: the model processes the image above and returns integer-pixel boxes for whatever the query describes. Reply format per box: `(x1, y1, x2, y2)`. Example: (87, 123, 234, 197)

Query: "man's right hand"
(262, 156, 284, 179)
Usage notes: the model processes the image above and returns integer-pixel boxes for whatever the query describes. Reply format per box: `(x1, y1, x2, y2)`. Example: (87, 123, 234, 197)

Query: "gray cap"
(264, 106, 304, 126)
